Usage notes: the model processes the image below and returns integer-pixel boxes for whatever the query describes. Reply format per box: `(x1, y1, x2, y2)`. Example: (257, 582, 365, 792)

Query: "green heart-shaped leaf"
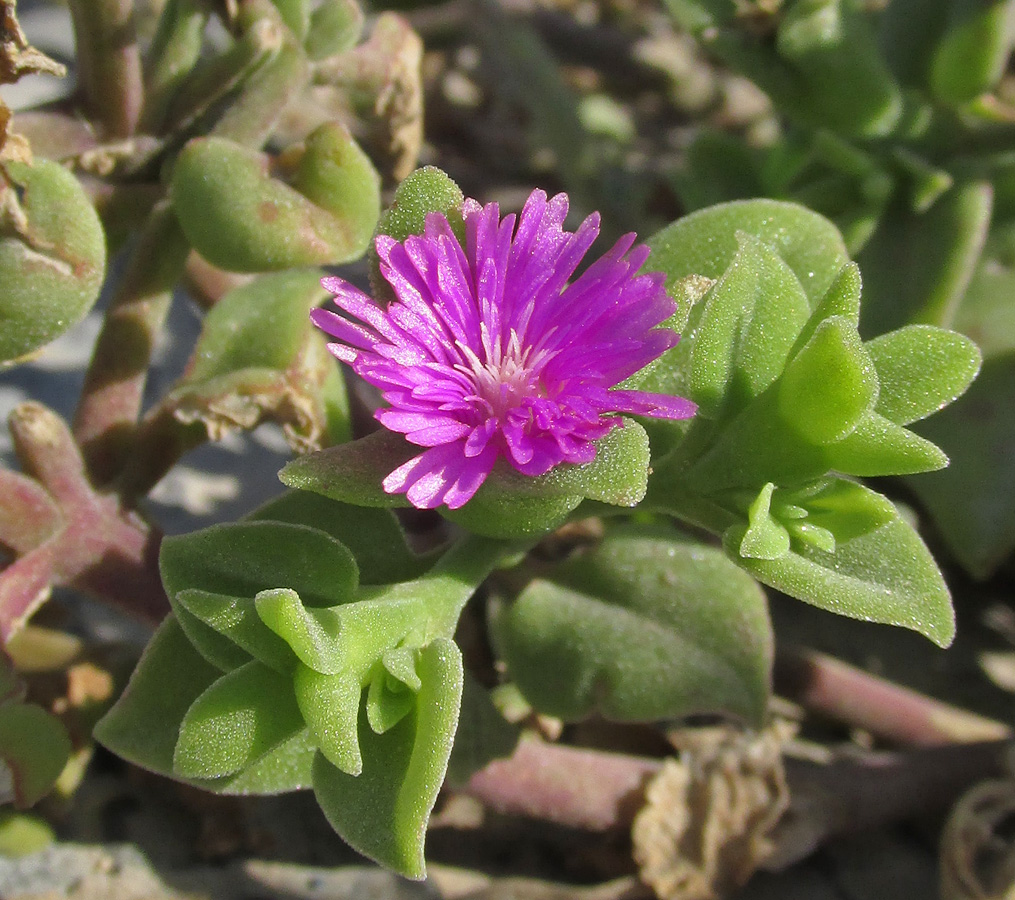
(96, 619, 318, 796)
(690, 232, 810, 419)
(294, 664, 363, 775)
(193, 727, 318, 795)
(255, 588, 344, 674)
(443, 420, 652, 538)
(162, 520, 359, 606)
(824, 411, 948, 475)
(647, 199, 850, 308)
(0, 704, 71, 808)
(0, 160, 106, 364)
(249, 491, 434, 584)
(170, 126, 379, 272)
(739, 483, 791, 560)
(161, 520, 359, 671)
(907, 353, 1015, 578)
(176, 589, 296, 673)
(444, 673, 519, 787)
(284, 420, 652, 538)
(279, 429, 414, 508)
(777, 316, 879, 444)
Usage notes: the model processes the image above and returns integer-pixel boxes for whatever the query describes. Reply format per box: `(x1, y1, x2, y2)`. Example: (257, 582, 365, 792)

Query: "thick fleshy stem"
(774, 647, 1011, 746)
(361, 533, 533, 640)
(467, 738, 663, 832)
(0, 403, 167, 641)
(463, 734, 1013, 867)
(73, 202, 190, 487)
(115, 409, 207, 504)
(0, 470, 61, 555)
(68, 0, 143, 138)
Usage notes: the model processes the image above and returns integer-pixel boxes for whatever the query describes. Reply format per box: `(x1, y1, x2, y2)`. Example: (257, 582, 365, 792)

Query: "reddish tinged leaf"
(0, 542, 58, 642)
(0, 471, 61, 555)
(1, 403, 166, 639)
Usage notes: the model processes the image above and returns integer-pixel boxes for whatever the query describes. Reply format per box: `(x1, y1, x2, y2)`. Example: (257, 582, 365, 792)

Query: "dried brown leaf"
(0, 1, 66, 161)
(316, 13, 423, 182)
(631, 724, 792, 900)
(0, 0, 65, 84)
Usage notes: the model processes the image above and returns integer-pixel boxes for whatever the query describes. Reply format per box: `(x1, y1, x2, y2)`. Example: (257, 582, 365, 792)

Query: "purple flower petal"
(314, 189, 696, 510)
(605, 390, 698, 420)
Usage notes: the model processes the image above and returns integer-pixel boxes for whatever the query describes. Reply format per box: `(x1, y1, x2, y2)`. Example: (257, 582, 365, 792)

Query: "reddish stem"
(0, 542, 59, 640)
(464, 735, 1012, 864)
(73, 203, 190, 486)
(68, 0, 144, 138)
(466, 739, 663, 832)
(774, 647, 1011, 746)
(181, 251, 256, 311)
(0, 471, 61, 554)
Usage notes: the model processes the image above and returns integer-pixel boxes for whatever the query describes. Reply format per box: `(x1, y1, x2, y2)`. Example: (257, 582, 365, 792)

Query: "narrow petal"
(464, 418, 497, 458)
(602, 389, 698, 420)
(377, 409, 464, 435)
(309, 307, 378, 350)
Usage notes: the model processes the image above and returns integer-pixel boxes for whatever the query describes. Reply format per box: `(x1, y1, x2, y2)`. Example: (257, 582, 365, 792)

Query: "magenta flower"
(311, 190, 696, 510)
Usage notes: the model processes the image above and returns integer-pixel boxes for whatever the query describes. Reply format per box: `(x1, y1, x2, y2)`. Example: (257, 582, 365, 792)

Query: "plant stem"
(0, 471, 61, 554)
(116, 408, 206, 503)
(774, 647, 1011, 745)
(73, 202, 190, 487)
(358, 533, 532, 641)
(768, 740, 1012, 870)
(68, 0, 144, 138)
(467, 738, 663, 832)
(463, 734, 1013, 867)
(182, 252, 256, 311)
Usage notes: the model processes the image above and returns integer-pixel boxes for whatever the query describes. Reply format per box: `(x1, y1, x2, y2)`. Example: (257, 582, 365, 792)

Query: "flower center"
(457, 326, 553, 418)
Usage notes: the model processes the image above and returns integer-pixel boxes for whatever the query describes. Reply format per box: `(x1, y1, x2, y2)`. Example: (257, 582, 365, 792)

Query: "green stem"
(211, 31, 309, 147)
(116, 409, 207, 504)
(140, 0, 209, 134)
(73, 203, 191, 486)
(68, 0, 144, 137)
(643, 472, 740, 538)
(358, 533, 532, 641)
